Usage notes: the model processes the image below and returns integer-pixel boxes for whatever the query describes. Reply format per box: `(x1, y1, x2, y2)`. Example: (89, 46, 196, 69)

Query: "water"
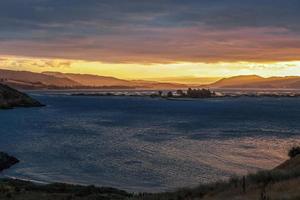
(0, 92, 300, 192)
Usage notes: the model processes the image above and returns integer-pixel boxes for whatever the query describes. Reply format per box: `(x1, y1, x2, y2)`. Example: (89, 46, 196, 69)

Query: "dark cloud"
(0, 0, 300, 63)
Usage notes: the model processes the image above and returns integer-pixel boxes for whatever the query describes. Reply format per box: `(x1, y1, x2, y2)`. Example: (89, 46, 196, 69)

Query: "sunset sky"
(1, 0, 300, 80)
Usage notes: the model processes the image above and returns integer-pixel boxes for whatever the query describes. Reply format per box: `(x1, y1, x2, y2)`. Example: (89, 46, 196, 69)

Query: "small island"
(156, 88, 215, 98)
(71, 88, 300, 100)
(0, 83, 44, 109)
(71, 88, 216, 99)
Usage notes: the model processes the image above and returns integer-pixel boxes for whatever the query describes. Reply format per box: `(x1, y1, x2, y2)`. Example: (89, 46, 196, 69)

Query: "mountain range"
(0, 69, 187, 89)
(2, 69, 300, 90)
(207, 75, 300, 89)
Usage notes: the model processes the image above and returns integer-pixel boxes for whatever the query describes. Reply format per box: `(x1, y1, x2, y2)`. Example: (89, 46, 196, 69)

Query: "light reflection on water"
(0, 93, 300, 192)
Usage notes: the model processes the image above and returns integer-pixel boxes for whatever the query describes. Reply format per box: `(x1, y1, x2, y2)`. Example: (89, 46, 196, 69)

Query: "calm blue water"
(0, 92, 300, 192)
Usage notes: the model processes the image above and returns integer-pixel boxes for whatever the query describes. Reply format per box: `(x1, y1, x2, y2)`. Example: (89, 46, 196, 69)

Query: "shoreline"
(70, 92, 300, 99)
(1, 151, 299, 199)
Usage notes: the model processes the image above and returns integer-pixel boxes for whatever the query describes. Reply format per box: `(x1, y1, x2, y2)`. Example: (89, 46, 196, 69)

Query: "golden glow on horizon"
(1, 55, 300, 80)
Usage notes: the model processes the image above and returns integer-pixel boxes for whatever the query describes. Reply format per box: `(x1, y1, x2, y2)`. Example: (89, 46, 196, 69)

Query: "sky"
(0, 0, 300, 79)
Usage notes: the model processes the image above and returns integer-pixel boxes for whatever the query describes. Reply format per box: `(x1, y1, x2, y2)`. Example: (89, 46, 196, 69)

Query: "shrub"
(288, 146, 300, 158)
(167, 91, 173, 97)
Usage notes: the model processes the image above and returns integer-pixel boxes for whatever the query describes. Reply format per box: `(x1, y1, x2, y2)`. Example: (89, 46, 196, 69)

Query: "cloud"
(1, 26, 300, 63)
(0, 0, 300, 63)
(0, 56, 72, 69)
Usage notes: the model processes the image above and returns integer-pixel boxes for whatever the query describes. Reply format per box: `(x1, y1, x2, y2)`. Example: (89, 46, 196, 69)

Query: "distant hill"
(206, 75, 300, 89)
(4, 69, 300, 90)
(43, 72, 187, 89)
(0, 69, 81, 89)
(130, 80, 187, 89)
(43, 71, 135, 87)
(145, 76, 222, 85)
(0, 69, 187, 89)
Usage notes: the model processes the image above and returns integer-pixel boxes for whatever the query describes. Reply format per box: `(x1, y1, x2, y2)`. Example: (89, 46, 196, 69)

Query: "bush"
(167, 91, 173, 97)
(288, 146, 300, 158)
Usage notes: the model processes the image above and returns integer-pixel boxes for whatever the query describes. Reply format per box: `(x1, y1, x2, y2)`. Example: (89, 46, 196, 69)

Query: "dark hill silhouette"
(0, 83, 43, 108)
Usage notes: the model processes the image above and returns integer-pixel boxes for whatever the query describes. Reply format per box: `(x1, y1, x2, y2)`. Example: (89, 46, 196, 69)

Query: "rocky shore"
(0, 152, 19, 172)
(0, 83, 44, 109)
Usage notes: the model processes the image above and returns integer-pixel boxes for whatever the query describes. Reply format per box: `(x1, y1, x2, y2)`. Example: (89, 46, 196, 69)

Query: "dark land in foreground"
(0, 83, 44, 109)
(0, 148, 300, 200)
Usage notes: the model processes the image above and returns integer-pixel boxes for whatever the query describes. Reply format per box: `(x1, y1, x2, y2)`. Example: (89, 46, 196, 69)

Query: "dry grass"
(130, 155, 300, 200)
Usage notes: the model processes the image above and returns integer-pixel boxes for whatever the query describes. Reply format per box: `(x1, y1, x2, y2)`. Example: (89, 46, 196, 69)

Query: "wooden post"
(242, 176, 246, 193)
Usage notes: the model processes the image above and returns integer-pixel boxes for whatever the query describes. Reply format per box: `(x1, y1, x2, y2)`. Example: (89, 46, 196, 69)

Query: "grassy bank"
(133, 149, 300, 200)
(0, 179, 132, 200)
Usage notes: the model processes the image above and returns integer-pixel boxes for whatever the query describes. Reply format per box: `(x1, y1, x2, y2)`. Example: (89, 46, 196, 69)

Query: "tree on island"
(176, 90, 185, 97)
(158, 91, 163, 97)
(154, 88, 214, 98)
(167, 91, 173, 97)
(186, 88, 213, 98)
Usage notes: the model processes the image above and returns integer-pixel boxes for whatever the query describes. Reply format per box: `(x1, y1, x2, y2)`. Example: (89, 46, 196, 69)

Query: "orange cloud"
(1, 27, 300, 64)
(1, 55, 300, 80)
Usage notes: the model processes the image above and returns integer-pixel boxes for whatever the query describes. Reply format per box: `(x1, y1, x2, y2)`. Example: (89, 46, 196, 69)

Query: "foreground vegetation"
(132, 147, 300, 200)
(0, 148, 299, 200)
(0, 179, 132, 200)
